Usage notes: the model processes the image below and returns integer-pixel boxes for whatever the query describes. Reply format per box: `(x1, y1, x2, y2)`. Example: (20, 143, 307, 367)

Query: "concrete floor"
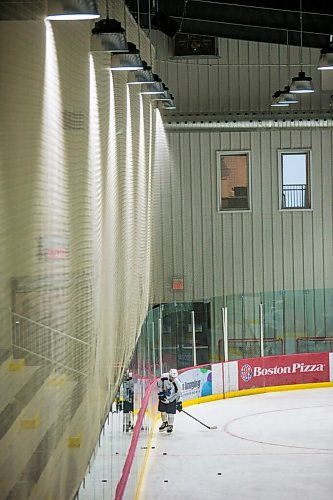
(140, 388, 333, 500)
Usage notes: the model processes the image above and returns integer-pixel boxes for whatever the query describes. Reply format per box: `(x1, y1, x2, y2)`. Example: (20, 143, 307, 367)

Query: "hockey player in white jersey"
(123, 370, 134, 432)
(157, 368, 182, 434)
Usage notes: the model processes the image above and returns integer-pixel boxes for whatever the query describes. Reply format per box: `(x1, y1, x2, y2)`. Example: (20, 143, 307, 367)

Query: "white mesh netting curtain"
(0, 1, 156, 498)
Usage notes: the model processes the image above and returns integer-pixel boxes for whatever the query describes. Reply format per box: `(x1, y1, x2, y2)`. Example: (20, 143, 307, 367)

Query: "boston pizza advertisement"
(238, 352, 330, 390)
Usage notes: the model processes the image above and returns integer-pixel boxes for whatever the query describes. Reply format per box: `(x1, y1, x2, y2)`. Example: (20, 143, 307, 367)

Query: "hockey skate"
(166, 425, 173, 433)
(159, 422, 168, 432)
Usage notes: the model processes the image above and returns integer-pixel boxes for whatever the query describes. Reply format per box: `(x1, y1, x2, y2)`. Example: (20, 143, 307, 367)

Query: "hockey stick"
(181, 409, 217, 430)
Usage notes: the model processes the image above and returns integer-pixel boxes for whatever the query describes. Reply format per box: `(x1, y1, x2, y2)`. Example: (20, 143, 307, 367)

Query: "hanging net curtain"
(0, 0, 156, 498)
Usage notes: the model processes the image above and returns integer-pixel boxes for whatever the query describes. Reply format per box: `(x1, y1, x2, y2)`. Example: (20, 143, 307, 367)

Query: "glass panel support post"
(191, 311, 197, 366)
(158, 317, 163, 374)
(151, 322, 156, 378)
(222, 307, 228, 362)
(259, 303, 264, 357)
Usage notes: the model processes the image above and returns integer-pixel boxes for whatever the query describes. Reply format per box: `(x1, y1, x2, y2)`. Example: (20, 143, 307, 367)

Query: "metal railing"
(282, 183, 307, 208)
(296, 336, 333, 353)
(219, 337, 284, 360)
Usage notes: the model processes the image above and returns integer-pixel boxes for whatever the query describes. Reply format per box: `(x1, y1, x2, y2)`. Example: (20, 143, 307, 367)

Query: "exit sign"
(172, 278, 184, 290)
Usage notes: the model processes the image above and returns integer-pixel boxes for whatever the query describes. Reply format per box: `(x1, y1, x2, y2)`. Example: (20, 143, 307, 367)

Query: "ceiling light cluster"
(48, 1, 333, 111)
(46, 0, 176, 110)
(271, 0, 332, 108)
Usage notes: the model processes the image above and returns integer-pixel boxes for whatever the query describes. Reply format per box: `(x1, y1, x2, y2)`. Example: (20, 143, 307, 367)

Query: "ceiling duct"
(174, 33, 218, 58)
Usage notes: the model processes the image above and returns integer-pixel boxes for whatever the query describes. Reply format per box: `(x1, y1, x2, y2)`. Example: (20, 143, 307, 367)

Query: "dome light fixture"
(290, 71, 314, 93)
(271, 91, 290, 107)
(127, 61, 155, 85)
(269, 31, 299, 109)
(274, 32, 298, 105)
(277, 86, 299, 104)
(110, 42, 143, 71)
(46, 0, 100, 20)
(152, 84, 173, 101)
(163, 95, 176, 110)
(91, 17, 128, 53)
(318, 35, 333, 70)
(289, 1, 314, 94)
(140, 74, 165, 95)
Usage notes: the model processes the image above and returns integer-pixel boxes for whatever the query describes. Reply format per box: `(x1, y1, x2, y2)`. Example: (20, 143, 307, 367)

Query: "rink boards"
(178, 352, 333, 405)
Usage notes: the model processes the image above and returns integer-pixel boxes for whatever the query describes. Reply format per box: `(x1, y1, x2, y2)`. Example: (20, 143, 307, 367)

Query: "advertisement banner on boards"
(238, 352, 329, 390)
(179, 366, 213, 401)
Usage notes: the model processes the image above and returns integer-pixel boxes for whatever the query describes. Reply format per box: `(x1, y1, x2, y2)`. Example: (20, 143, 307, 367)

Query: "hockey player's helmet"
(169, 368, 178, 379)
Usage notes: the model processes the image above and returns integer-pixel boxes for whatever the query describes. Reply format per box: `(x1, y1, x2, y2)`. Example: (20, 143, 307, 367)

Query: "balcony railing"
(282, 183, 307, 208)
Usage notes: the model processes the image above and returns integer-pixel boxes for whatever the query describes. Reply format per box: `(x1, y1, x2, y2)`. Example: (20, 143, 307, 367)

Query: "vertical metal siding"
(151, 32, 333, 324)
(154, 33, 329, 113)
(152, 127, 333, 305)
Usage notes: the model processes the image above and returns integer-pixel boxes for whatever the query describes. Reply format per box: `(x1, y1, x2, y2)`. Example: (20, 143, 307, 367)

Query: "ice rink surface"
(140, 388, 333, 500)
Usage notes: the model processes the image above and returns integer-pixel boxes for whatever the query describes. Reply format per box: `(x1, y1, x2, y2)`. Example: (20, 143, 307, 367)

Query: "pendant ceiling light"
(139, 0, 176, 102)
(127, 0, 156, 84)
(290, 0, 314, 94)
(46, 0, 100, 20)
(110, 0, 143, 71)
(140, 0, 165, 94)
(91, 19, 128, 53)
(152, 84, 172, 101)
(163, 95, 176, 110)
(110, 42, 143, 71)
(127, 61, 155, 85)
(290, 71, 314, 93)
(279, 32, 298, 104)
(277, 86, 299, 104)
(140, 74, 165, 94)
(318, 35, 333, 70)
(91, 0, 128, 52)
(270, 31, 298, 107)
(163, 102, 176, 110)
(271, 91, 290, 107)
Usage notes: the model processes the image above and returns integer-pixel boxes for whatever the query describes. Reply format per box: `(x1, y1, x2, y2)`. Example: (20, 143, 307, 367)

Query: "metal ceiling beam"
(126, 0, 333, 48)
(162, 110, 333, 130)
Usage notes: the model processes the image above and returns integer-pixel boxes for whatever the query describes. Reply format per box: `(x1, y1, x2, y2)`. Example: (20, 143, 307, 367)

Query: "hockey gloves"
(176, 401, 183, 412)
(158, 391, 166, 401)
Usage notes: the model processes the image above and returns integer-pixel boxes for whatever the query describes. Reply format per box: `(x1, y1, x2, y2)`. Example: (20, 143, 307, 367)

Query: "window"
(217, 151, 250, 211)
(279, 150, 311, 210)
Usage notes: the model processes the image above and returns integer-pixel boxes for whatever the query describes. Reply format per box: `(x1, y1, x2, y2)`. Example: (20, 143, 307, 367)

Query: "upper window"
(279, 150, 312, 210)
(217, 151, 250, 211)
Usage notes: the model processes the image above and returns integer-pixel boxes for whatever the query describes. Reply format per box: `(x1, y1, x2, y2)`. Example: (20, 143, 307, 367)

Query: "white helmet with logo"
(169, 368, 178, 379)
